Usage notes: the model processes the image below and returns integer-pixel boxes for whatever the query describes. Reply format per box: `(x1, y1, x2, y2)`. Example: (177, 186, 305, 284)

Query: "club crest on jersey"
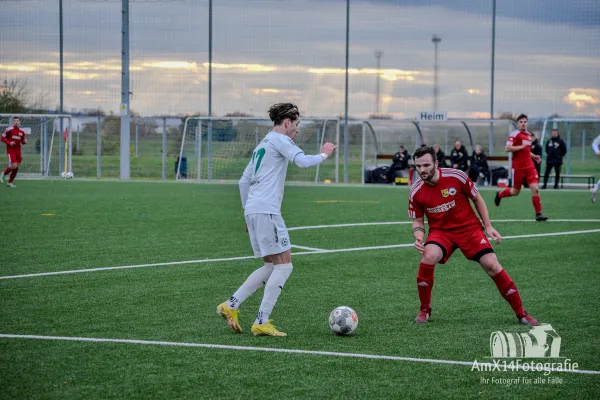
(449, 187, 457, 196)
(441, 189, 449, 197)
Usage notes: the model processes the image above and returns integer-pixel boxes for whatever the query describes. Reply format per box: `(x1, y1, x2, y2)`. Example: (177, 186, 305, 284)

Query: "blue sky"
(0, 0, 598, 118)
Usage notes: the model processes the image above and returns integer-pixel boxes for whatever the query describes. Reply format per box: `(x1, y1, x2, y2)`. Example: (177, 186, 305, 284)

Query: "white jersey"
(242, 131, 304, 216)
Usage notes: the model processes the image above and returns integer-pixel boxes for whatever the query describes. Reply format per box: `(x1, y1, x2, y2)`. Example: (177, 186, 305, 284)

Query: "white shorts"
(245, 213, 292, 258)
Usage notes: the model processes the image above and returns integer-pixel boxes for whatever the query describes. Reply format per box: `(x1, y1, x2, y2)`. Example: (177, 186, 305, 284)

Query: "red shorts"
(511, 167, 538, 190)
(7, 150, 22, 164)
(424, 226, 494, 264)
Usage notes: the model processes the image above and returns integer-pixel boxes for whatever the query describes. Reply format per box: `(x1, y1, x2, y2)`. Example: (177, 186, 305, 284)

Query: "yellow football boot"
(217, 302, 242, 333)
(251, 320, 287, 337)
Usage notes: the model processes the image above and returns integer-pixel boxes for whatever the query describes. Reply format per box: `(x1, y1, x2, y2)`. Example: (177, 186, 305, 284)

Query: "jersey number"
(252, 148, 266, 173)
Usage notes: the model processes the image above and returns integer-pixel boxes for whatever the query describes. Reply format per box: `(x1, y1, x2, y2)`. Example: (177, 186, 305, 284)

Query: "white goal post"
(176, 117, 340, 184)
(0, 113, 73, 177)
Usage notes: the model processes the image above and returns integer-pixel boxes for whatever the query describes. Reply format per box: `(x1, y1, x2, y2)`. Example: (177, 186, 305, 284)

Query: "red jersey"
(506, 129, 534, 170)
(2, 126, 26, 151)
(408, 168, 481, 231)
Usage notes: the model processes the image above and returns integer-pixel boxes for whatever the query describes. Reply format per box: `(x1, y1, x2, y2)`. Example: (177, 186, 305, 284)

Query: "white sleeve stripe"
(441, 172, 467, 184)
(441, 168, 468, 179)
(409, 180, 424, 201)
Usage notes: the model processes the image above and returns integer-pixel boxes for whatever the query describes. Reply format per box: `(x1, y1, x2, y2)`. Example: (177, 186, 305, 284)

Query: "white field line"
(2, 228, 599, 281)
(0, 334, 597, 375)
(291, 244, 325, 251)
(288, 219, 600, 231)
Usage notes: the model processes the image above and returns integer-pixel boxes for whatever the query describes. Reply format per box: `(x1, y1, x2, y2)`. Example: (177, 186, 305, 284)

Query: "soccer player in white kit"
(217, 103, 337, 336)
(591, 135, 600, 203)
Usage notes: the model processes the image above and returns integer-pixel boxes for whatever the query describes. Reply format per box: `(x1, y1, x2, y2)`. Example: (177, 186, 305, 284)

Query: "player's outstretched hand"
(320, 142, 337, 158)
(486, 227, 502, 244)
(533, 155, 541, 163)
(9, 141, 16, 147)
(414, 238, 425, 255)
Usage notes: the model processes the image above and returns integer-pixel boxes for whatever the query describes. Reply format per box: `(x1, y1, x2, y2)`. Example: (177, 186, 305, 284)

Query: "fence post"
(361, 122, 366, 185)
(335, 120, 340, 183)
(77, 125, 80, 153)
(135, 124, 139, 157)
(59, 120, 64, 176)
(67, 117, 72, 175)
(162, 118, 167, 180)
(97, 116, 101, 178)
(444, 129, 449, 153)
(196, 124, 202, 180)
(40, 121, 47, 176)
(208, 121, 213, 180)
(582, 130, 586, 162)
(566, 122, 572, 183)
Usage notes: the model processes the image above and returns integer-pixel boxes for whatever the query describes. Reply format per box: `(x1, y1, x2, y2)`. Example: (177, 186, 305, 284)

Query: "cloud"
(356, 0, 600, 27)
(0, 0, 598, 118)
(562, 88, 600, 115)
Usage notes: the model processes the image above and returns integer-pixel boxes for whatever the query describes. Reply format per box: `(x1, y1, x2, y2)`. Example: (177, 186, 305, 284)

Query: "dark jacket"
(450, 146, 469, 171)
(531, 139, 542, 157)
(392, 150, 409, 170)
(471, 151, 489, 171)
(435, 150, 446, 167)
(545, 136, 567, 165)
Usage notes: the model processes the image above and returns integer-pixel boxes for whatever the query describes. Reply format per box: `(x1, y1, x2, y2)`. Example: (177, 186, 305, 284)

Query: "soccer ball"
(61, 172, 74, 179)
(329, 306, 358, 335)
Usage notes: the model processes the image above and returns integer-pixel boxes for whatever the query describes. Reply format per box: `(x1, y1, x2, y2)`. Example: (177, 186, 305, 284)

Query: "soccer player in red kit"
(494, 114, 547, 221)
(1, 116, 27, 187)
(408, 146, 539, 326)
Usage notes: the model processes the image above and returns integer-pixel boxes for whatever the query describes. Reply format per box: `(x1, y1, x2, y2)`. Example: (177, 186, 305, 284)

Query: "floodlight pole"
(343, 0, 350, 183)
(208, 0, 213, 116)
(120, 0, 131, 180)
(432, 35, 441, 113)
(59, 0, 65, 173)
(375, 50, 382, 115)
(489, 0, 497, 155)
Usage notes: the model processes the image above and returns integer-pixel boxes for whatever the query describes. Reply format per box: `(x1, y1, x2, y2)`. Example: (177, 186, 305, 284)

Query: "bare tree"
(0, 79, 49, 113)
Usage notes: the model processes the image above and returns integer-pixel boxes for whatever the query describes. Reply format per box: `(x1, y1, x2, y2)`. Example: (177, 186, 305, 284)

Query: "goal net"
(0, 114, 73, 177)
(177, 117, 339, 183)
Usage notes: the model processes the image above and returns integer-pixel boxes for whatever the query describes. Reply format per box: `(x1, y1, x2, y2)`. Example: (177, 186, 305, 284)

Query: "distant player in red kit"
(1, 116, 27, 187)
(408, 146, 539, 326)
(495, 114, 548, 221)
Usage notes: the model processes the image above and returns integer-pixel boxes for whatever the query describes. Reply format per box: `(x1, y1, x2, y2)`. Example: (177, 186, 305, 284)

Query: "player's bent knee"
(511, 188, 521, 196)
(422, 245, 444, 265)
(269, 249, 292, 265)
(478, 253, 502, 276)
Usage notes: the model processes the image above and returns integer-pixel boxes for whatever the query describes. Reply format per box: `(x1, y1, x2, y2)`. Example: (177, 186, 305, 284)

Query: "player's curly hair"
(413, 146, 436, 161)
(516, 113, 528, 122)
(268, 103, 300, 125)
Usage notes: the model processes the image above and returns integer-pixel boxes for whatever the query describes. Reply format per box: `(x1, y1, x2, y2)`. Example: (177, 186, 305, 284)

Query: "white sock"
(256, 263, 293, 325)
(593, 180, 600, 194)
(227, 263, 274, 310)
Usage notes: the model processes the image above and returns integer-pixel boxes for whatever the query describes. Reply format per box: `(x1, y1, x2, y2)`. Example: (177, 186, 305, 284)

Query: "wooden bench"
(375, 154, 509, 170)
(559, 174, 596, 189)
(376, 153, 511, 186)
